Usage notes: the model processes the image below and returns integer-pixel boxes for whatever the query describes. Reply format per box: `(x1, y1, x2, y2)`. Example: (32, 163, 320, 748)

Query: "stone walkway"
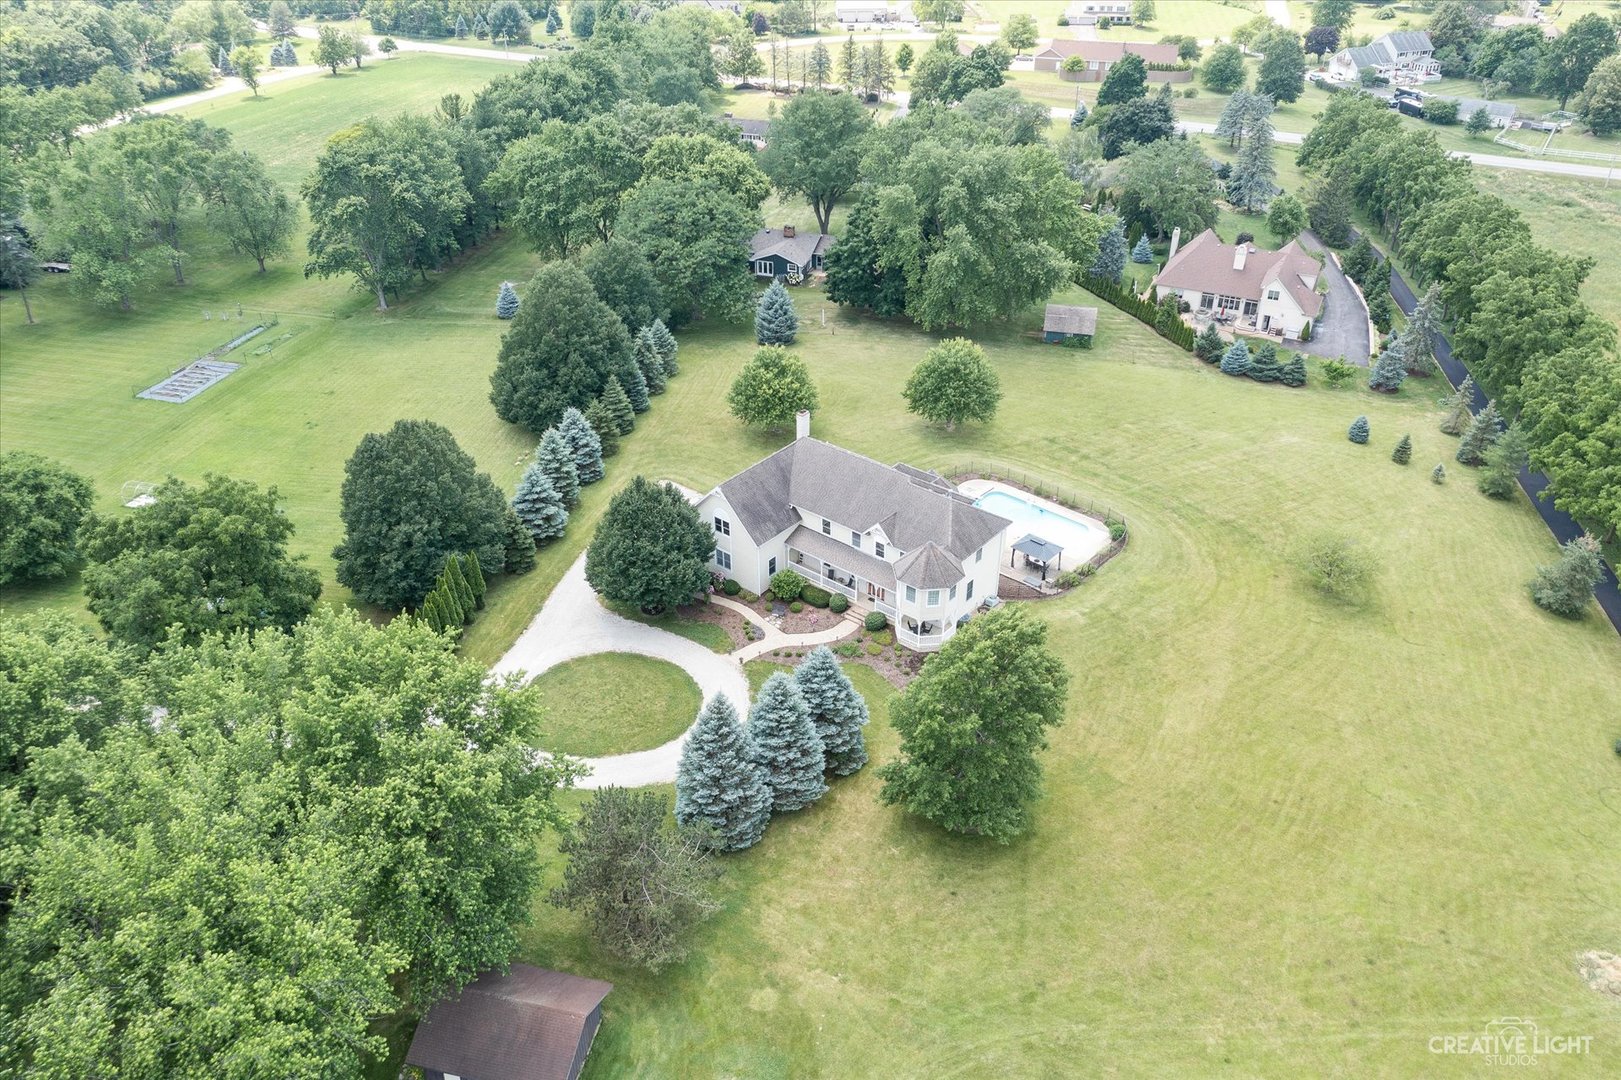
(493, 553, 859, 788)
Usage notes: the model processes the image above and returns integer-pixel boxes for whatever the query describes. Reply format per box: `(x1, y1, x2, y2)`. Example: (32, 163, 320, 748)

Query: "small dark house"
(749, 225, 834, 283)
(1043, 304, 1099, 347)
(406, 965, 613, 1080)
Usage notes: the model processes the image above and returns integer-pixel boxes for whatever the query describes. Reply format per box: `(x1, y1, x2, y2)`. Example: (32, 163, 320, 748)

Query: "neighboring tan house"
(1032, 38, 1179, 76)
(1064, 0, 1132, 26)
(1152, 229, 1323, 339)
(1326, 31, 1441, 84)
(723, 114, 770, 147)
(406, 965, 612, 1080)
(1043, 304, 1098, 346)
(696, 423, 1012, 652)
(749, 226, 833, 282)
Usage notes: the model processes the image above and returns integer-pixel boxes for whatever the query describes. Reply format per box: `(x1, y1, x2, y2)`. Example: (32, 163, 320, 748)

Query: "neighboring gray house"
(749, 225, 834, 281)
(1064, 0, 1133, 26)
(696, 422, 1012, 652)
(723, 114, 770, 147)
(1327, 31, 1440, 84)
(406, 965, 612, 1080)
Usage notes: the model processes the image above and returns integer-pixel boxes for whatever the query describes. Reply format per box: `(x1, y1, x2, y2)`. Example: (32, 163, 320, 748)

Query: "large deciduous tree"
(1201, 43, 1246, 93)
(1580, 55, 1621, 135)
(205, 149, 295, 273)
(1256, 29, 1306, 103)
(617, 177, 759, 324)
(879, 605, 1069, 843)
(335, 420, 511, 609)
(1097, 90, 1177, 158)
(490, 261, 635, 434)
(580, 236, 666, 333)
(1116, 136, 1221, 240)
(727, 345, 820, 430)
(757, 90, 871, 234)
(0, 452, 94, 585)
(1096, 52, 1147, 105)
(903, 337, 1001, 430)
(303, 116, 469, 310)
(1520, 346, 1621, 542)
(639, 132, 771, 210)
(1538, 12, 1618, 110)
(584, 476, 715, 614)
(486, 117, 638, 257)
(81, 475, 321, 651)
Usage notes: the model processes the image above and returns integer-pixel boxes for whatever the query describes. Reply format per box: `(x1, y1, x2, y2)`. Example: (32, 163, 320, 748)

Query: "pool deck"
(955, 478, 1112, 566)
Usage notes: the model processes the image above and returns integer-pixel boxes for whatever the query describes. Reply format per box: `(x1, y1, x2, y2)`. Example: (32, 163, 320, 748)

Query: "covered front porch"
(784, 526, 952, 651)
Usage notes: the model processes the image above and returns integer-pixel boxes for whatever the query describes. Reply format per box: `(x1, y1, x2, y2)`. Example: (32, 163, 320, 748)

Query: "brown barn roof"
(1153, 229, 1323, 317)
(1033, 39, 1179, 65)
(406, 965, 613, 1080)
(1044, 304, 1098, 335)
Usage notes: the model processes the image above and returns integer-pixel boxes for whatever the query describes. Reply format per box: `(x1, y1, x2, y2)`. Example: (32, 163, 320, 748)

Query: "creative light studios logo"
(1430, 1017, 1592, 1066)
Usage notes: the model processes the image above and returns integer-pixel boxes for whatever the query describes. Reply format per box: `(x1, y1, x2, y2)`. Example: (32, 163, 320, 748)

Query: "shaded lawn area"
(527, 653, 701, 757)
(604, 600, 740, 654)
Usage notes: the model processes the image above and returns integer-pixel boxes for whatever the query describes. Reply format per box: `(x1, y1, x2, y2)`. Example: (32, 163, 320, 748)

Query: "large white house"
(1152, 229, 1323, 340)
(696, 421, 1011, 652)
(1326, 31, 1441, 85)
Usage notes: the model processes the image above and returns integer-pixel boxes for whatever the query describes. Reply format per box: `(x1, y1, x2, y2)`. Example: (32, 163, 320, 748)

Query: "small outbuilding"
(405, 964, 613, 1080)
(1043, 304, 1098, 347)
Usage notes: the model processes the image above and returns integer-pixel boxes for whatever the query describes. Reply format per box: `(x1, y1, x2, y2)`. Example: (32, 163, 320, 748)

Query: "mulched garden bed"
(758, 626, 924, 690)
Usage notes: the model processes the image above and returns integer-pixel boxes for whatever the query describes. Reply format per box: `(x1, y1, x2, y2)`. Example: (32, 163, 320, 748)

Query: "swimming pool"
(970, 485, 1113, 566)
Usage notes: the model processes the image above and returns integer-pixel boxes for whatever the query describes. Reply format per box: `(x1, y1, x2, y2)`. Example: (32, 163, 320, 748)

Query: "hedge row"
(1080, 274, 1196, 351)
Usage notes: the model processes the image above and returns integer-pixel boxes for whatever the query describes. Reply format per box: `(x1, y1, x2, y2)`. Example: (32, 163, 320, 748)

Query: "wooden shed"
(406, 965, 613, 1080)
(1043, 304, 1099, 347)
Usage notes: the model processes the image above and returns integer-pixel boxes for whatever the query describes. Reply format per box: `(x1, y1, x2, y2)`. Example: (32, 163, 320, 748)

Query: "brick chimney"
(1232, 244, 1248, 271)
(795, 410, 811, 440)
(782, 224, 796, 238)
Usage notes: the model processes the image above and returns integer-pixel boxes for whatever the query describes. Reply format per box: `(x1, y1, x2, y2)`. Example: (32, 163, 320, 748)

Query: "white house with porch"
(1151, 228, 1323, 340)
(1326, 31, 1441, 85)
(695, 417, 1011, 652)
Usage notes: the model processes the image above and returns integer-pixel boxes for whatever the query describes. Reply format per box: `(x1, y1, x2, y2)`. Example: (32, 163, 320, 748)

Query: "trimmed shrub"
(722, 578, 742, 596)
(863, 610, 887, 631)
(789, 600, 803, 613)
(800, 584, 832, 608)
(1347, 415, 1370, 444)
(829, 593, 849, 614)
(769, 568, 806, 601)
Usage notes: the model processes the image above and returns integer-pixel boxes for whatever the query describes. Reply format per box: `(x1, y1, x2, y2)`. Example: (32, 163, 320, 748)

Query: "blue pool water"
(973, 489, 1112, 563)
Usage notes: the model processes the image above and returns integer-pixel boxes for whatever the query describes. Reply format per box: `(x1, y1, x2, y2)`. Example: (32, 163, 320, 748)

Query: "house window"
(1242, 300, 1259, 316)
(875, 541, 885, 558)
(927, 590, 940, 607)
(851, 531, 861, 549)
(768, 557, 777, 575)
(821, 518, 831, 535)
(966, 580, 974, 601)
(1199, 292, 1214, 309)
(716, 550, 732, 570)
(752, 260, 774, 276)
(905, 585, 916, 602)
(713, 517, 730, 536)
(1265, 289, 1280, 301)
(787, 263, 801, 276)
(976, 547, 983, 563)
(948, 584, 957, 600)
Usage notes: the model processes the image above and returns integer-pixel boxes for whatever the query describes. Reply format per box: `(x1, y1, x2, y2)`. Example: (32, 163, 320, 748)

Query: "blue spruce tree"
(620, 359, 651, 413)
(649, 318, 679, 377)
(1368, 335, 1407, 392)
(793, 646, 869, 776)
(1348, 415, 1370, 444)
(634, 327, 667, 395)
(496, 280, 520, 319)
(454, 13, 468, 37)
(676, 694, 772, 851)
(512, 464, 568, 542)
(536, 428, 580, 508)
(1455, 399, 1502, 465)
(1088, 218, 1127, 282)
(755, 280, 799, 345)
(546, 7, 562, 34)
(218, 46, 235, 75)
(557, 406, 604, 485)
(1071, 100, 1088, 127)
(748, 673, 827, 812)
(1219, 339, 1251, 376)
(1130, 234, 1154, 263)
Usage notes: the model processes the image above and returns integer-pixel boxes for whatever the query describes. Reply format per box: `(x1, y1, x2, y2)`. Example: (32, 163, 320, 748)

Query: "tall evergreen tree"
(620, 359, 651, 413)
(1219, 339, 1251, 376)
(1391, 433, 1413, 465)
(584, 398, 621, 457)
(496, 280, 520, 319)
(748, 673, 827, 813)
(511, 463, 568, 543)
(1478, 422, 1528, 499)
(558, 407, 605, 485)
(502, 504, 537, 572)
(1455, 400, 1502, 465)
(443, 557, 475, 623)
(1368, 336, 1407, 392)
(633, 329, 668, 395)
(1087, 217, 1127, 282)
(1439, 375, 1475, 436)
(600, 375, 635, 435)
(461, 551, 486, 609)
(754, 280, 799, 344)
(793, 647, 869, 776)
(648, 318, 679, 376)
(1131, 234, 1154, 263)
(676, 694, 772, 851)
(1348, 415, 1370, 444)
(1402, 283, 1442, 375)
(535, 428, 581, 508)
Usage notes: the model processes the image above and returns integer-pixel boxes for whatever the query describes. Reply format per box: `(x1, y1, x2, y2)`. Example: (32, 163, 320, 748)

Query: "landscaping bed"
(608, 598, 756, 653)
(758, 624, 922, 689)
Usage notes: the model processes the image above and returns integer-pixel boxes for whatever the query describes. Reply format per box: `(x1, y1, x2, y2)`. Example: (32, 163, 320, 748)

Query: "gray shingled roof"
(786, 525, 896, 590)
(1343, 44, 1389, 68)
(1044, 304, 1098, 336)
(749, 228, 833, 268)
(1382, 30, 1433, 54)
(406, 965, 612, 1080)
(725, 116, 771, 138)
(892, 542, 965, 589)
(715, 439, 1010, 560)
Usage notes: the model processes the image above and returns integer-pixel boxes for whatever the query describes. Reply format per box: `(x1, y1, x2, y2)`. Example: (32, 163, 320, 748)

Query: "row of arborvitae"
(1197, 328, 1308, 387)
(675, 647, 870, 852)
(416, 551, 487, 633)
(1082, 273, 1197, 352)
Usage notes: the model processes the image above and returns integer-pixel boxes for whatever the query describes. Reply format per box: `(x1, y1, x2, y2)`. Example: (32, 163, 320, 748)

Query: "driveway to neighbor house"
(1292, 230, 1372, 365)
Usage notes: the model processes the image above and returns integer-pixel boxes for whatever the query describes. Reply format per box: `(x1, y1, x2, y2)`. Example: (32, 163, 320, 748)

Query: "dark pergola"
(1011, 533, 1064, 581)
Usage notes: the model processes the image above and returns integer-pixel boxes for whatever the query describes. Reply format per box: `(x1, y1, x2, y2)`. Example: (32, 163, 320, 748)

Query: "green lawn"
(604, 601, 736, 653)
(527, 653, 701, 756)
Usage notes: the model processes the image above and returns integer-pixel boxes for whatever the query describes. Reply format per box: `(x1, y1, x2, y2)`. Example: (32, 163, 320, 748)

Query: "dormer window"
(850, 531, 861, 549)
(821, 518, 831, 535)
(875, 541, 886, 558)
(1266, 288, 1280, 301)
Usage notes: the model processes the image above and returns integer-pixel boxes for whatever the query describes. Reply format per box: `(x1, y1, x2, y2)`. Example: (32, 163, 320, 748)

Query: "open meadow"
(5, 41, 1621, 1079)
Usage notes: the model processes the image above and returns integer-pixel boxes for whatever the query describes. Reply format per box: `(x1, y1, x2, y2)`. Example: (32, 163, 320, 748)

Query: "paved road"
(1386, 267, 1621, 634)
(1265, 0, 1292, 28)
(291, 23, 532, 63)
